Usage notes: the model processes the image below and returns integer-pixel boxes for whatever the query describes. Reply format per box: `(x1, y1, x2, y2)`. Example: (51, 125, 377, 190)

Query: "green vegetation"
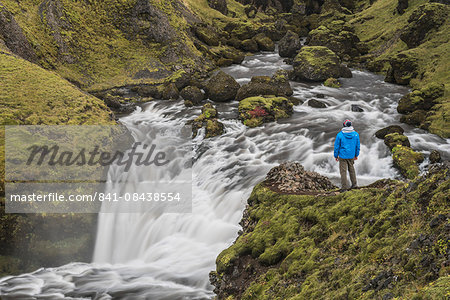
(213, 166, 449, 299)
(351, 0, 449, 137)
(391, 145, 424, 179)
(324, 77, 341, 88)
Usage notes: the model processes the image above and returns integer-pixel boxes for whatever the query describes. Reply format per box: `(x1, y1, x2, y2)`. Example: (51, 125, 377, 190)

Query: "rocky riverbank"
(211, 162, 449, 299)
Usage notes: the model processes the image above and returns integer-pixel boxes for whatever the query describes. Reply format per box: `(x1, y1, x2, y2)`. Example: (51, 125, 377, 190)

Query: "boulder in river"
(429, 150, 441, 163)
(161, 83, 179, 100)
(384, 133, 411, 150)
(253, 33, 275, 51)
(375, 125, 404, 139)
(191, 103, 224, 138)
(238, 96, 293, 127)
(351, 104, 364, 112)
(324, 77, 341, 88)
(278, 30, 302, 58)
(205, 71, 240, 102)
(241, 38, 258, 52)
(308, 99, 327, 108)
(236, 70, 293, 101)
(180, 86, 204, 104)
(400, 110, 427, 126)
(292, 46, 352, 81)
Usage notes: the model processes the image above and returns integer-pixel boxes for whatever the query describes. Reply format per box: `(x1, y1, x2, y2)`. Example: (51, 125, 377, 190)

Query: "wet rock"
(385, 51, 419, 85)
(265, 161, 336, 193)
(236, 70, 293, 101)
(278, 31, 302, 58)
(384, 133, 410, 150)
(308, 99, 327, 108)
(400, 110, 427, 126)
(216, 58, 233, 67)
(396, 0, 408, 14)
(180, 86, 204, 104)
(191, 103, 224, 138)
(292, 46, 352, 81)
(324, 77, 341, 88)
(207, 0, 228, 15)
(241, 38, 259, 52)
(316, 93, 325, 98)
(161, 83, 179, 100)
(205, 71, 240, 102)
(238, 96, 293, 127)
(253, 33, 275, 51)
(184, 100, 194, 107)
(375, 125, 404, 139)
(351, 104, 364, 112)
(400, 3, 448, 48)
(133, 84, 163, 99)
(429, 150, 441, 164)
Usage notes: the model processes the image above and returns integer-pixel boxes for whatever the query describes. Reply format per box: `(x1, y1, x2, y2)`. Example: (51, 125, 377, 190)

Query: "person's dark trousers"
(339, 158, 357, 189)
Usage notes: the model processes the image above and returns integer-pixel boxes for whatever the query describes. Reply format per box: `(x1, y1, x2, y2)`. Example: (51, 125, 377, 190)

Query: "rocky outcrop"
(384, 51, 419, 85)
(212, 163, 449, 299)
(207, 0, 228, 15)
(241, 38, 259, 52)
(191, 103, 224, 138)
(205, 71, 240, 102)
(236, 70, 293, 101)
(397, 83, 445, 128)
(0, 5, 37, 62)
(253, 33, 275, 51)
(278, 30, 302, 58)
(292, 46, 352, 81)
(400, 3, 448, 48)
(265, 162, 336, 193)
(306, 20, 363, 59)
(238, 96, 294, 127)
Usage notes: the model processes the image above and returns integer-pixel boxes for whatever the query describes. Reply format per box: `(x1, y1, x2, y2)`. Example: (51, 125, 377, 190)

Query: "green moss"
(214, 167, 449, 299)
(324, 77, 341, 88)
(391, 145, 424, 179)
(384, 133, 410, 149)
(238, 96, 293, 127)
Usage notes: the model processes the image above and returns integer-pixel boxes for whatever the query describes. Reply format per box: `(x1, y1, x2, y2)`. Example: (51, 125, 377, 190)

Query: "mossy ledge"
(211, 164, 449, 299)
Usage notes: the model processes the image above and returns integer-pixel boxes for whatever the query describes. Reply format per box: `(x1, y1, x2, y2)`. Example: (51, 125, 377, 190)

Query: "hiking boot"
(339, 188, 347, 192)
(350, 185, 358, 189)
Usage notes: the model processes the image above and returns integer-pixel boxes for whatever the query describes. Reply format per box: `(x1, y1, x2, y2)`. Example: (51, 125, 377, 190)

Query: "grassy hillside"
(212, 166, 449, 299)
(350, 0, 449, 137)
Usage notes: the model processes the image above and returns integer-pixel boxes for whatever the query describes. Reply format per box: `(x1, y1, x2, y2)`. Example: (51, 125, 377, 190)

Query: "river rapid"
(1, 49, 449, 299)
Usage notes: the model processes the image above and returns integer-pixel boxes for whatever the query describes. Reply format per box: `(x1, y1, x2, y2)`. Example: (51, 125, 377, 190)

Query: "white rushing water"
(1, 50, 449, 299)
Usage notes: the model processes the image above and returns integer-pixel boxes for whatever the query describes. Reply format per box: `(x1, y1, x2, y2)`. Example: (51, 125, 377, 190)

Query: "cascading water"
(1, 49, 449, 299)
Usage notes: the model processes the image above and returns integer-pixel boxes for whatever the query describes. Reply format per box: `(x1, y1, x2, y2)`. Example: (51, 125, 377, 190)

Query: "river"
(0, 49, 449, 299)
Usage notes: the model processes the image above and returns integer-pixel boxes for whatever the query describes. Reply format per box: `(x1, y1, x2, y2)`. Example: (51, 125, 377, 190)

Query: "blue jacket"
(334, 128, 360, 159)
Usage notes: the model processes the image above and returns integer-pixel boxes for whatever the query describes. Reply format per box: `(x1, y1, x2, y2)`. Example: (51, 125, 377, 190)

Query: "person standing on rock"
(334, 119, 360, 191)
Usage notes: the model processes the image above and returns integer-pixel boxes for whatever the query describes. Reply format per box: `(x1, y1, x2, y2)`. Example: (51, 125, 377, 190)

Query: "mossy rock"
(193, 24, 220, 46)
(241, 38, 258, 52)
(400, 110, 427, 126)
(324, 77, 340, 88)
(400, 3, 448, 49)
(398, 83, 444, 114)
(205, 71, 240, 102)
(278, 30, 302, 58)
(239, 96, 293, 127)
(391, 145, 424, 179)
(385, 51, 419, 85)
(429, 150, 441, 164)
(375, 125, 404, 139)
(236, 70, 293, 101)
(292, 46, 352, 81)
(308, 99, 327, 108)
(207, 0, 228, 15)
(191, 103, 223, 138)
(161, 83, 179, 100)
(384, 133, 410, 150)
(253, 33, 275, 51)
(180, 86, 204, 104)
